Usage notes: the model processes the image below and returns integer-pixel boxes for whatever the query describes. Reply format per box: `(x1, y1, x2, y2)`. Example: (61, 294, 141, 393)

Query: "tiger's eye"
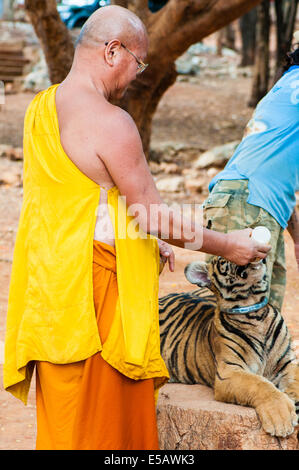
(236, 266, 248, 278)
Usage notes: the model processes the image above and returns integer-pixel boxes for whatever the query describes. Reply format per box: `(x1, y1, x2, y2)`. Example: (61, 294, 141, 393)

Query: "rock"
(0, 21, 39, 46)
(175, 43, 211, 76)
(185, 177, 207, 194)
(0, 144, 14, 158)
(0, 145, 23, 160)
(159, 162, 181, 174)
(156, 176, 185, 193)
(175, 42, 235, 77)
(22, 50, 50, 93)
(23, 45, 42, 71)
(0, 169, 21, 186)
(150, 142, 203, 164)
(189, 43, 216, 55)
(0, 158, 22, 186)
(206, 167, 219, 179)
(157, 384, 299, 450)
(222, 47, 238, 58)
(174, 41, 253, 79)
(194, 141, 240, 169)
(175, 56, 198, 76)
(182, 168, 196, 177)
(149, 161, 162, 175)
(9, 147, 23, 161)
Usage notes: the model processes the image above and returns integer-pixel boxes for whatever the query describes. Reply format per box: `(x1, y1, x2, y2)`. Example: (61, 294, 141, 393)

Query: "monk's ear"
(184, 261, 211, 288)
(104, 40, 120, 67)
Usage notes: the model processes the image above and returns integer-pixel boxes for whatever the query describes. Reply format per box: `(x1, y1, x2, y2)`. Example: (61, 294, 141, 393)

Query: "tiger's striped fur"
(159, 257, 299, 437)
(159, 287, 217, 386)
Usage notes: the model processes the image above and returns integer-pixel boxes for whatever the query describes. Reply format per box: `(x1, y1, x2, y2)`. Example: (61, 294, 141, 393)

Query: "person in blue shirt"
(203, 34, 299, 311)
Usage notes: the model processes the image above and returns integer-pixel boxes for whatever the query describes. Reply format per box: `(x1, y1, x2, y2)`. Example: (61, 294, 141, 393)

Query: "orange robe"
(35, 240, 159, 450)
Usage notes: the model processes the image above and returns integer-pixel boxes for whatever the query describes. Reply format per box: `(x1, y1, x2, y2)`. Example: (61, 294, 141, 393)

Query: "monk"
(4, 5, 270, 451)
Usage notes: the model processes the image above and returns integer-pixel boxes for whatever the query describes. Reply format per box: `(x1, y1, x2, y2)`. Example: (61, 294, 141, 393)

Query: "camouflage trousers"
(202, 179, 286, 311)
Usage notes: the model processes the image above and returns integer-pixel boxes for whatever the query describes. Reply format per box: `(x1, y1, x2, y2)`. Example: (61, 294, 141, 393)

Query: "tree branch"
(110, 0, 151, 22)
(24, 0, 74, 83)
(273, 0, 298, 82)
(110, 0, 129, 8)
(128, 0, 151, 16)
(148, 0, 263, 64)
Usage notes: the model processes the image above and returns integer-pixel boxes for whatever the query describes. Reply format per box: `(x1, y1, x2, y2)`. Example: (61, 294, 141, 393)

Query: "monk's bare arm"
(96, 107, 270, 264)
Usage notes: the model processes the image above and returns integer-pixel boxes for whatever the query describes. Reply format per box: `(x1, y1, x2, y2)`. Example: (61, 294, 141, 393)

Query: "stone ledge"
(157, 384, 299, 450)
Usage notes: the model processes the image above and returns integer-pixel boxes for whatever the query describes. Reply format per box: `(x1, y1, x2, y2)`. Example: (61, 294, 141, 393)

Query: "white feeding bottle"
(251, 226, 271, 244)
(251, 226, 271, 264)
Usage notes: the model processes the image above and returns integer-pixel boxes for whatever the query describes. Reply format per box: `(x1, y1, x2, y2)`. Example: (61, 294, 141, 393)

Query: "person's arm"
(287, 208, 299, 271)
(97, 107, 270, 265)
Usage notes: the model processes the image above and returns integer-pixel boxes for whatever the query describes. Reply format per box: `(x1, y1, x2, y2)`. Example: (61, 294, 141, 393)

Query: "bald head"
(76, 5, 148, 50)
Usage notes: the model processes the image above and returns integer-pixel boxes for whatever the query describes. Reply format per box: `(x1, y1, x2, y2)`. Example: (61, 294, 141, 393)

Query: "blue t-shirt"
(209, 65, 299, 229)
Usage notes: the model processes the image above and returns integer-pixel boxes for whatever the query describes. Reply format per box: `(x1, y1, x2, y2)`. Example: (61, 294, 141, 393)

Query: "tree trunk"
(24, 0, 74, 84)
(125, 0, 264, 156)
(239, 7, 257, 66)
(225, 23, 236, 50)
(110, 0, 151, 21)
(248, 0, 270, 107)
(273, 0, 298, 84)
(25, 0, 264, 157)
(111, 0, 129, 7)
(216, 23, 236, 55)
(122, 62, 178, 156)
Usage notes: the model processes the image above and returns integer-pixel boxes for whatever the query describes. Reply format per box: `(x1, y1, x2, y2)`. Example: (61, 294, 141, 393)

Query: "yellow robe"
(3, 83, 169, 404)
(35, 239, 160, 450)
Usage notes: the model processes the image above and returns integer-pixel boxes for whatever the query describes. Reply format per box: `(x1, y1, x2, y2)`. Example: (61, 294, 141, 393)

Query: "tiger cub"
(159, 256, 299, 438)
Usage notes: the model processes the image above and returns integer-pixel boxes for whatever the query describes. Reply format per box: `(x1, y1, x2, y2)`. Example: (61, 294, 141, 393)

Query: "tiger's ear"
(184, 261, 211, 287)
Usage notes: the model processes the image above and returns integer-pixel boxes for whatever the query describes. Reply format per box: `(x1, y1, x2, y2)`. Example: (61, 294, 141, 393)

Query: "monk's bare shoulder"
(94, 101, 145, 177)
(93, 100, 162, 207)
(95, 101, 142, 160)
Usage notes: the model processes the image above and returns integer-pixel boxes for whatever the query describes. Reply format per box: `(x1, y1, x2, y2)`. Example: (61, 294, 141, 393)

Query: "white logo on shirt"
(243, 118, 268, 138)
(290, 80, 299, 104)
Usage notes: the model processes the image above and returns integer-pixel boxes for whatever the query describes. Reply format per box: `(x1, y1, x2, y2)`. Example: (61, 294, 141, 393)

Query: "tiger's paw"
(256, 393, 298, 437)
(284, 387, 299, 415)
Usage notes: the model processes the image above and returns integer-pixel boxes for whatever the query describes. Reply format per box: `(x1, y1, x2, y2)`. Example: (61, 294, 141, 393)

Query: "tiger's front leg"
(214, 364, 298, 437)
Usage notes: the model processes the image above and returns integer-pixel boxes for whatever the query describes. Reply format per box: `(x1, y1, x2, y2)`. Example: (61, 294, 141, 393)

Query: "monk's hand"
(157, 239, 175, 274)
(222, 228, 271, 266)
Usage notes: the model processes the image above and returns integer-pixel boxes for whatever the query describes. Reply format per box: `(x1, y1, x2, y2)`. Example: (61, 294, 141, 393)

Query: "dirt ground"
(0, 71, 298, 449)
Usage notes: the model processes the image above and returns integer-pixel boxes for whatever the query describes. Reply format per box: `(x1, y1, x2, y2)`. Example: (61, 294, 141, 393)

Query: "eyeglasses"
(105, 41, 148, 74)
